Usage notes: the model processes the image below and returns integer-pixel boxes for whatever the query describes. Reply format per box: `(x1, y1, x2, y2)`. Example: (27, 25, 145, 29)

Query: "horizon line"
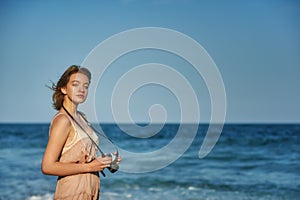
(0, 121, 299, 125)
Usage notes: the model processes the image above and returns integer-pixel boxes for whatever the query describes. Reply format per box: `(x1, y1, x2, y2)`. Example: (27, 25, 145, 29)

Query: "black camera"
(105, 151, 119, 173)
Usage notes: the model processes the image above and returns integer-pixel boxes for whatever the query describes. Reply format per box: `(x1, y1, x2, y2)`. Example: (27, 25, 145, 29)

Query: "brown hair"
(49, 65, 91, 110)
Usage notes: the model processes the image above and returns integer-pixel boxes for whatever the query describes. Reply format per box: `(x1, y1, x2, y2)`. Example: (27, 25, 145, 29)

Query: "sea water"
(0, 123, 299, 200)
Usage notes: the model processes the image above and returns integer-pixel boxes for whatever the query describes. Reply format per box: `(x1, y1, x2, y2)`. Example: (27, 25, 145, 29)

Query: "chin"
(74, 98, 87, 105)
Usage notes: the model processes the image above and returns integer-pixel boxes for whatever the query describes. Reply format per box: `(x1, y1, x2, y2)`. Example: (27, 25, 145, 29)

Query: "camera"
(104, 151, 119, 173)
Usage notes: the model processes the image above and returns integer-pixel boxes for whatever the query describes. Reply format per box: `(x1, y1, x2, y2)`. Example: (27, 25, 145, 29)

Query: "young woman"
(42, 65, 119, 199)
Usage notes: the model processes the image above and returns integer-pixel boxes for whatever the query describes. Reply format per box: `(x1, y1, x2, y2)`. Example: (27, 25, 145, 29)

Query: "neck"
(62, 101, 77, 117)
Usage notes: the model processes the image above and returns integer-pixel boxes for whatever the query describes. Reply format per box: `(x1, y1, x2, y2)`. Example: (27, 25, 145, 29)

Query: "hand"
(113, 152, 122, 165)
(88, 156, 112, 172)
(117, 156, 122, 165)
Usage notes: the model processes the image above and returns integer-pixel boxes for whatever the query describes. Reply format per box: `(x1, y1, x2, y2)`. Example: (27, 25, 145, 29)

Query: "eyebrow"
(71, 80, 90, 85)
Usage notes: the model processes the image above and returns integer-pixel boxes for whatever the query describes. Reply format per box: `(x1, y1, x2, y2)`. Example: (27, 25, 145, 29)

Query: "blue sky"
(0, 0, 299, 123)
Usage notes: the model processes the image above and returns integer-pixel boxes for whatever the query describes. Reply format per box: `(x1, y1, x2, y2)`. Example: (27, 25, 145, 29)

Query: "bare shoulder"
(50, 113, 72, 135)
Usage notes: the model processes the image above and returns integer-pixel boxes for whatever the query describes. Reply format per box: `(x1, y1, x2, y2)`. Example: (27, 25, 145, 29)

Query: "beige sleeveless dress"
(52, 113, 100, 200)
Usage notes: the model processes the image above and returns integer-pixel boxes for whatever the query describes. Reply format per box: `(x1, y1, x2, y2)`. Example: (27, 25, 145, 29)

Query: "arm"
(41, 114, 111, 176)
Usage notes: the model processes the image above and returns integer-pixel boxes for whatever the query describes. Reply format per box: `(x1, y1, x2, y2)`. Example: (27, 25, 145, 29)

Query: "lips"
(76, 94, 85, 99)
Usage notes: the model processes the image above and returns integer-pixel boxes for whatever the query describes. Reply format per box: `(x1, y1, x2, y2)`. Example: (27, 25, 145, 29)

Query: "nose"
(79, 85, 85, 93)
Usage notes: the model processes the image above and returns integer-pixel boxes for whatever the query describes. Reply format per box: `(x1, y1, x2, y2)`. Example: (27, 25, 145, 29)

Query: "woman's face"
(62, 72, 90, 105)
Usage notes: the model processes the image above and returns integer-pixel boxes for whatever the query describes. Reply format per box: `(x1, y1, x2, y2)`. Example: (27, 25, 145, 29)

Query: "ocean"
(0, 123, 299, 200)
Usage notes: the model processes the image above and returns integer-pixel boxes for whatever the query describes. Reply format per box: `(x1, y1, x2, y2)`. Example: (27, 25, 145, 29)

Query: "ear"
(61, 87, 67, 95)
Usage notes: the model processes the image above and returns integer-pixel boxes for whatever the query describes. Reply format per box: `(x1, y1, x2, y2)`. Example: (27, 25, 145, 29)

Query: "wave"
(26, 193, 53, 200)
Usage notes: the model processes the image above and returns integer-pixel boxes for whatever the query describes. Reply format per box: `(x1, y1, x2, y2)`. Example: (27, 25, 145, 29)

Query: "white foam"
(148, 187, 162, 192)
(102, 192, 120, 197)
(103, 192, 133, 199)
(26, 193, 53, 200)
(188, 186, 200, 191)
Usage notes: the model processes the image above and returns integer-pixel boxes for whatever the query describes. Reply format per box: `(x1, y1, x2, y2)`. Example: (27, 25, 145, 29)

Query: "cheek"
(70, 87, 76, 93)
(67, 87, 77, 95)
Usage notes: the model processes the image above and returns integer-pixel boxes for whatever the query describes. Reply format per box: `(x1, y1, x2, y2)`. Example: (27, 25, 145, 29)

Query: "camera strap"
(62, 105, 118, 177)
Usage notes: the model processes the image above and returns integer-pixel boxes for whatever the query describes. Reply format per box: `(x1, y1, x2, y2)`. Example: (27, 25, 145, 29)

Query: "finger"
(98, 156, 112, 161)
(103, 163, 112, 170)
(104, 157, 112, 162)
